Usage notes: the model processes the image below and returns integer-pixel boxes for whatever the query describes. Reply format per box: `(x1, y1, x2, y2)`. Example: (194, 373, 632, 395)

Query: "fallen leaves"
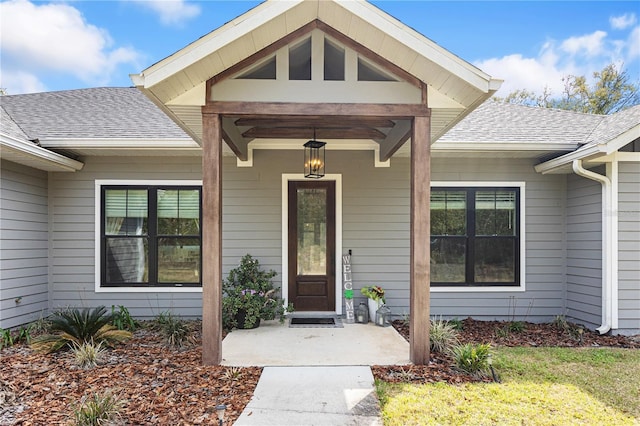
(0, 328, 260, 425)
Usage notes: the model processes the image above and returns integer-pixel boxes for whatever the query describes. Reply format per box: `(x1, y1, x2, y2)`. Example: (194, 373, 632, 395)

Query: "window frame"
(95, 180, 203, 293)
(430, 182, 526, 292)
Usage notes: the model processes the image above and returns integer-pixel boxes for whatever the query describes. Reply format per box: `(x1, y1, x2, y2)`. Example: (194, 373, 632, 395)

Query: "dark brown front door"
(288, 180, 336, 311)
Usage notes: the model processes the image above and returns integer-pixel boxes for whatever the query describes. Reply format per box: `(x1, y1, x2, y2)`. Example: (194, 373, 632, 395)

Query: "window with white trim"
(431, 187, 521, 287)
(100, 185, 202, 288)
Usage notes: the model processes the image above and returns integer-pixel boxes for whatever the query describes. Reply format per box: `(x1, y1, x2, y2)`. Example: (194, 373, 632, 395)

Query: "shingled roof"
(1, 87, 637, 159)
(1, 105, 30, 142)
(438, 101, 603, 146)
(0, 87, 191, 141)
(582, 104, 640, 147)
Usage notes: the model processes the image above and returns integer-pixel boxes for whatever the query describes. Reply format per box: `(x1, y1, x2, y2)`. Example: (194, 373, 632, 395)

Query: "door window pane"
(297, 188, 326, 275)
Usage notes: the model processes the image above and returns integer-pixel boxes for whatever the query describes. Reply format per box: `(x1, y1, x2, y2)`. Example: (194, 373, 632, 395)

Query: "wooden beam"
(234, 117, 395, 128)
(379, 119, 411, 161)
(204, 102, 430, 118)
(242, 127, 386, 140)
(221, 117, 250, 161)
(316, 21, 424, 90)
(201, 111, 223, 366)
(410, 115, 431, 365)
(209, 21, 320, 87)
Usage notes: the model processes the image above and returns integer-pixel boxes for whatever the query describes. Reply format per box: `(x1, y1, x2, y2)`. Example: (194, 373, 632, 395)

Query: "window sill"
(431, 285, 525, 293)
(95, 286, 203, 293)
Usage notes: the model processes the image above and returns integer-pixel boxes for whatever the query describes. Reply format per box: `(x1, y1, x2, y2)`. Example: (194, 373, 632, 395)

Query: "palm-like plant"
(31, 306, 132, 353)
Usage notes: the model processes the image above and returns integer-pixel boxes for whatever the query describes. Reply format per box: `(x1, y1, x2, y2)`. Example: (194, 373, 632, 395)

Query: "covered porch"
(131, 0, 501, 366)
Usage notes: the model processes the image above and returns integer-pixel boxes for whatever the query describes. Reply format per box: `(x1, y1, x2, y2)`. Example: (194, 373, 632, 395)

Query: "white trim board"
(430, 181, 526, 293)
(281, 174, 344, 314)
(94, 179, 203, 293)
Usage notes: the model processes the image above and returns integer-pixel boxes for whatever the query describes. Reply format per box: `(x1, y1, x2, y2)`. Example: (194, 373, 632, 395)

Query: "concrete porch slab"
(221, 320, 410, 366)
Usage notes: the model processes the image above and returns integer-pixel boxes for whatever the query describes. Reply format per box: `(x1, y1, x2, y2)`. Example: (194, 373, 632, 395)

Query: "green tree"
(494, 63, 640, 115)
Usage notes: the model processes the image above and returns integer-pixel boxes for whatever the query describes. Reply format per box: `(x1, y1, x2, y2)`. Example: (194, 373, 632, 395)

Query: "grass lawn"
(377, 347, 640, 425)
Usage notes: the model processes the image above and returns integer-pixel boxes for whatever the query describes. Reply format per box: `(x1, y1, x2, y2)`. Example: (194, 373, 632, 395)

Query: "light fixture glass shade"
(304, 140, 326, 178)
(215, 404, 226, 422)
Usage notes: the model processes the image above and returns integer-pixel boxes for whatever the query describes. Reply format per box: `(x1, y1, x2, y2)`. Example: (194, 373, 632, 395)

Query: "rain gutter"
(571, 159, 618, 334)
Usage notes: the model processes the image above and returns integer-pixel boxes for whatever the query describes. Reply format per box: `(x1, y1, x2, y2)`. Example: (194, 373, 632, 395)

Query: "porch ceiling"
(132, 0, 501, 159)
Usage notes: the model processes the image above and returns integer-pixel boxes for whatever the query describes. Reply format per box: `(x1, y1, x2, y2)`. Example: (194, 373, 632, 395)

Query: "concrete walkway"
(234, 366, 382, 425)
(226, 319, 409, 425)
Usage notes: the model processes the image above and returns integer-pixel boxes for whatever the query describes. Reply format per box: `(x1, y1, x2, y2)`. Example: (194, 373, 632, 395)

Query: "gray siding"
(565, 172, 602, 328)
(49, 152, 568, 323)
(49, 156, 203, 319)
(429, 157, 566, 322)
(0, 160, 49, 328)
(618, 161, 640, 334)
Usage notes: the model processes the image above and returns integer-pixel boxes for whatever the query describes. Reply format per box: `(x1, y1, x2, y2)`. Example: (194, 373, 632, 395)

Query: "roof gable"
(133, 0, 500, 105)
(131, 0, 502, 150)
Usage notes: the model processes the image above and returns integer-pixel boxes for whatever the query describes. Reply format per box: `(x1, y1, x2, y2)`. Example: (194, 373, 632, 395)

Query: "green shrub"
(72, 390, 123, 426)
(1, 325, 33, 349)
(111, 305, 137, 331)
(429, 316, 460, 354)
(222, 254, 292, 330)
(1, 328, 13, 349)
(72, 341, 105, 369)
(508, 321, 526, 333)
(448, 317, 464, 330)
(453, 343, 492, 376)
(31, 306, 132, 353)
(155, 311, 191, 347)
(29, 313, 52, 335)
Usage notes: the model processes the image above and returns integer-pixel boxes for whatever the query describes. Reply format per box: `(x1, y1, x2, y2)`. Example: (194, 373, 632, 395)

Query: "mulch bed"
(1, 318, 638, 424)
(0, 327, 259, 425)
(374, 318, 640, 385)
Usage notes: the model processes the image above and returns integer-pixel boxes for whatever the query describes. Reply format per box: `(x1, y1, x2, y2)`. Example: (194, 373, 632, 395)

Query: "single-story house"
(1, 0, 638, 365)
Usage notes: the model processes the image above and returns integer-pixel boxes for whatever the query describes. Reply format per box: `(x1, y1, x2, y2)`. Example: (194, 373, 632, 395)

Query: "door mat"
(289, 317, 343, 328)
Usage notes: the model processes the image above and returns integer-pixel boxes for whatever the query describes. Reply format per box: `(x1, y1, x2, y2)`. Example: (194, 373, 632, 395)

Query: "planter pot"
(235, 309, 260, 329)
(367, 299, 380, 323)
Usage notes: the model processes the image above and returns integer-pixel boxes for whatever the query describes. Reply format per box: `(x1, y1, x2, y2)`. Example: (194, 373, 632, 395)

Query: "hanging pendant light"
(304, 129, 326, 178)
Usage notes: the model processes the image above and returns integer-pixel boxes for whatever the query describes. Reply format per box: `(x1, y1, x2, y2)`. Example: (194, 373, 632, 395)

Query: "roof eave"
(1, 133, 84, 172)
(536, 122, 640, 174)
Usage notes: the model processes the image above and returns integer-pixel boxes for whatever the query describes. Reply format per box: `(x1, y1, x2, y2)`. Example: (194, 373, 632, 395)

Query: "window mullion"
(148, 188, 158, 285)
(466, 189, 475, 284)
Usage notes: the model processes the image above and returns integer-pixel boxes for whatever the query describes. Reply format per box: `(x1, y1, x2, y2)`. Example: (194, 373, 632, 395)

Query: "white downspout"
(571, 159, 613, 334)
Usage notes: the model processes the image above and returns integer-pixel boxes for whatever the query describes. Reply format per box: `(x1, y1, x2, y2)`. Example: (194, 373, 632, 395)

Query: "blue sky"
(1, 0, 638, 98)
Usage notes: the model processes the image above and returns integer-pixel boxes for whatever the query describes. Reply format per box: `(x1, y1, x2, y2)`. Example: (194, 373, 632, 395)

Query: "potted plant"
(222, 254, 292, 330)
(361, 285, 385, 322)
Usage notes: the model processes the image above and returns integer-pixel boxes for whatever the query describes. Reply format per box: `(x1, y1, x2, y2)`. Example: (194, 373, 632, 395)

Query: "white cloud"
(131, 0, 201, 26)
(0, 70, 47, 95)
(0, 0, 141, 93)
(628, 26, 640, 61)
(475, 54, 567, 97)
(610, 13, 637, 30)
(560, 31, 607, 58)
(475, 28, 639, 98)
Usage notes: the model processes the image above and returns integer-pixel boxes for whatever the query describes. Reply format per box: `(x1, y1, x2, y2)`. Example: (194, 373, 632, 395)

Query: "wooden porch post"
(201, 111, 223, 365)
(410, 114, 431, 365)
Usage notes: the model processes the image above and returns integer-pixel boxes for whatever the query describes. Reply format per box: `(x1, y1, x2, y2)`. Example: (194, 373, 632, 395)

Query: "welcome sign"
(343, 254, 355, 323)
